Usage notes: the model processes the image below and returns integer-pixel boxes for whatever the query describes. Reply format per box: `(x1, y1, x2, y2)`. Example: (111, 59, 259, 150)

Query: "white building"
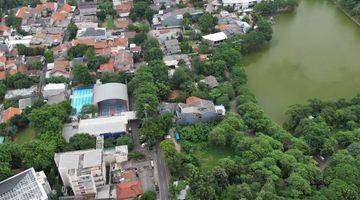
(78, 115, 128, 137)
(0, 168, 51, 200)
(221, 0, 261, 11)
(54, 149, 106, 196)
(202, 32, 228, 46)
(42, 83, 67, 98)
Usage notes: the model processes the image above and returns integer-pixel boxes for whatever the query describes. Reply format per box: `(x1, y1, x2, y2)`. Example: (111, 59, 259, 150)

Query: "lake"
(245, 0, 360, 124)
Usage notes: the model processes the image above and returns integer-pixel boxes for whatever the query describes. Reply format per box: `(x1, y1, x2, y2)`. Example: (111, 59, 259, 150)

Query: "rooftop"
(202, 32, 228, 42)
(116, 181, 143, 200)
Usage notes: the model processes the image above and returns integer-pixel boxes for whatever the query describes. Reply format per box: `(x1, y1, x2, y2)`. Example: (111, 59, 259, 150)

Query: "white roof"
(222, 0, 247, 4)
(78, 116, 128, 136)
(93, 83, 128, 104)
(44, 83, 66, 91)
(59, 154, 79, 169)
(202, 32, 228, 42)
(83, 150, 102, 168)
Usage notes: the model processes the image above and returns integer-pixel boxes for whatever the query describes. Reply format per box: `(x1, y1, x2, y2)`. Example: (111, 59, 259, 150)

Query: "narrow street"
(153, 144, 170, 200)
(130, 120, 170, 200)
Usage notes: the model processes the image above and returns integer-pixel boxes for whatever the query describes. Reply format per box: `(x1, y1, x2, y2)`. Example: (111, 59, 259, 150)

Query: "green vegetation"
(106, 18, 116, 29)
(14, 126, 36, 144)
(140, 190, 157, 200)
(193, 142, 233, 170)
(5, 73, 37, 89)
(66, 133, 96, 151)
(71, 64, 94, 85)
(340, 0, 360, 18)
(254, 0, 299, 15)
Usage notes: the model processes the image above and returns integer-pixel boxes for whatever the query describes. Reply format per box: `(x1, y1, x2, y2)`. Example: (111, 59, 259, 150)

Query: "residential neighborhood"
(1, 0, 358, 200)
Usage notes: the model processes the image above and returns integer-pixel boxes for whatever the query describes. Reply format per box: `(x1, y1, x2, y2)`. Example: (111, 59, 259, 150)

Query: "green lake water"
(245, 0, 360, 124)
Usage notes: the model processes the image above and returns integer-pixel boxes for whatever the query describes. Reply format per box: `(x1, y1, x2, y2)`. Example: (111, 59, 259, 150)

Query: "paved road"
(153, 144, 170, 200)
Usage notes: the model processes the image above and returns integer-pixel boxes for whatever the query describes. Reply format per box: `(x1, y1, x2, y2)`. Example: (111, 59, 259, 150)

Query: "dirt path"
(230, 99, 237, 112)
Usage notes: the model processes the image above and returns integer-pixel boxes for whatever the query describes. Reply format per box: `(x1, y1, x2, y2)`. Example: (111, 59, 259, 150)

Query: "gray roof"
(93, 83, 128, 104)
(18, 97, 33, 110)
(55, 149, 102, 170)
(164, 39, 180, 54)
(77, 28, 106, 38)
(201, 75, 219, 88)
(0, 168, 48, 200)
(178, 99, 216, 114)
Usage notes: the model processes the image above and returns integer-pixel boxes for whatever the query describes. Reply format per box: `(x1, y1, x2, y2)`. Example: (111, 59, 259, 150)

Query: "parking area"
(121, 160, 156, 191)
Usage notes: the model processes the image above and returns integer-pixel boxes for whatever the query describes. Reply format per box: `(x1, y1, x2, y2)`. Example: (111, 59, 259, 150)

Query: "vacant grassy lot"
(193, 142, 234, 170)
(14, 126, 36, 144)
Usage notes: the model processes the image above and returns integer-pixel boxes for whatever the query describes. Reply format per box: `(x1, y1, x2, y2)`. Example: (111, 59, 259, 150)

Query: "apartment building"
(54, 149, 106, 196)
(0, 168, 51, 200)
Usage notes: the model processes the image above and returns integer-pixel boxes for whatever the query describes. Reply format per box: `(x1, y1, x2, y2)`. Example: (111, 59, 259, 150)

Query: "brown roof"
(16, 7, 32, 19)
(0, 71, 5, 80)
(60, 3, 72, 13)
(168, 90, 180, 100)
(116, 181, 143, 200)
(95, 41, 107, 49)
(2, 107, 21, 122)
(115, 19, 130, 29)
(73, 38, 96, 46)
(121, 170, 137, 181)
(217, 24, 229, 31)
(52, 12, 67, 22)
(54, 60, 70, 69)
(36, 2, 57, 12)
(116, 2, 132, 14)
(0, 26, 9, 32)
(124, 31, 136, 39)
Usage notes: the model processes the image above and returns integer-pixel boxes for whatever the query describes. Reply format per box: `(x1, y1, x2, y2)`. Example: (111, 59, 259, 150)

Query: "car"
(150, 160, 154, 168)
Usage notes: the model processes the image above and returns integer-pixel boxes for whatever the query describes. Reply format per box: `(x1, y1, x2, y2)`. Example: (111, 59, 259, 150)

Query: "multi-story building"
(0, 168, 51, 200)
(54, 149, 106, 196)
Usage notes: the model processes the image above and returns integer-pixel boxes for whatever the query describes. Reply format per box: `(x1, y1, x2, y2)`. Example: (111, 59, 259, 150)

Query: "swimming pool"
(71, 87, 93, 114)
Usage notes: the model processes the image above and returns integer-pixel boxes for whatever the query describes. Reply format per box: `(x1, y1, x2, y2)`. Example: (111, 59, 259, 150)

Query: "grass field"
(193, 142, 234, 170)
(14, 126, 36, 144)
(106, 18, 116, 29)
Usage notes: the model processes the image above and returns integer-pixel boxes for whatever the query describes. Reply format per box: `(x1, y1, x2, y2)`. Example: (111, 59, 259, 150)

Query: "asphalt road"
(153, 144, 170, 200)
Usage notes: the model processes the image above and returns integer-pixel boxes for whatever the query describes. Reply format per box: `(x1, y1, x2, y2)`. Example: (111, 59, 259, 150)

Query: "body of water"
(245, 0, 360, 124)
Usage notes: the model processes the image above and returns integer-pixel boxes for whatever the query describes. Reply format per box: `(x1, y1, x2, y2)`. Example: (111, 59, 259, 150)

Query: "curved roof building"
(93, 82, 128, 104)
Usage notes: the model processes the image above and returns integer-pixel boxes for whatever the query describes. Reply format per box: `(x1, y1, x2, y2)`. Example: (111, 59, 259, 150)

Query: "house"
(149, 28, 181, 44)
(77, 2, 97, 16)
(0, 168, 51, 200)
(221, 0, 261, 10)
(200, 75, 219, 88)
(202, 32, 228, 46)
(49, 60, 70, 78)
(112, 51, 134, 72)
(163, 54, 191, 73)
(18, 97, 33, 110)
(77, 27, 107, 40)
(5, 86, 38, 100)
(175, 96, 226, 125)
(116, 181, 143, 200)
(116, 2, 132, 17)
(163, 39, 181, 55)
(115, 19, 130, 29)
(54, 149, 106, 196)
(2, 107, 22, 122)
(42, 83, 68, 104)
(98, 61, 115, 72)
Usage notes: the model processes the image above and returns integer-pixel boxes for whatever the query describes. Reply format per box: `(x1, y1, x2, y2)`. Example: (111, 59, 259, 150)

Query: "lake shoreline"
(333, 0, 360, 26)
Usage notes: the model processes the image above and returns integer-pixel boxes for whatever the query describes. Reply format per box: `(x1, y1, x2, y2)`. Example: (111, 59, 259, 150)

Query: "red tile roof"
(99, 60, 114, 72)
(16, 7, 31, 19)
(186, 96, 202, 104)
(2, 107, 21, 122)
(116, 181, 143, 200)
